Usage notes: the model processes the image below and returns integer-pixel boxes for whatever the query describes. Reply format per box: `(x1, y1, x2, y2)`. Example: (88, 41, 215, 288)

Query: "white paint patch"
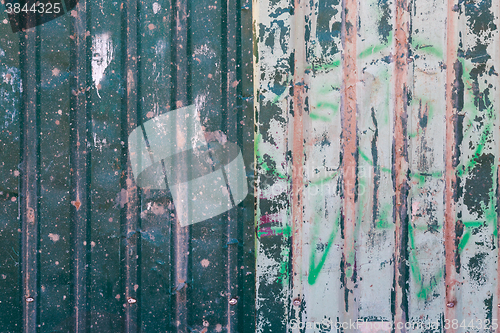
(91, 33, 114, 98)
(48, 233, 60, 242)
(152, 2, 161, 14)
(114, 188, 128, 208)
(1, 67, 21, 128)
(193, 44, 216, 58)
(155, 39, 166, 57)
(201, 259, 210, 267)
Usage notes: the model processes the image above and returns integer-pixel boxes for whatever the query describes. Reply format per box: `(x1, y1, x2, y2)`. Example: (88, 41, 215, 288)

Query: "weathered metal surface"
(254, 0, 500, 331)
(2, 0, 500, 331)
(0, 1, 254, 332)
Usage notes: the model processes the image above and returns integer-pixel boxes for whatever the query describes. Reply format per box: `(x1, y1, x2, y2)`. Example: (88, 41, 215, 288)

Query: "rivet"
(497, 304, 500, 308)
(292, 298, 301, 306)
(127, 298, 137, 304)
(229, 298, 238, 305)
(26, 297, 34, 303)
(446, 302, 455, 308)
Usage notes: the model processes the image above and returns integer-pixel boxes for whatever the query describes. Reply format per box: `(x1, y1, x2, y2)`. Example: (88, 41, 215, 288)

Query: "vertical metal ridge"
(291, 0, 305, 295)
(291, 0, 306, 320)
(393, 0, 410, 330)
(121, 0, 141, 329)
(341, 0, 358, 322)
(173, 1, 189, 331)
(444, 0, 459, 329)
(19, 11, 40, 333)
(223, 0, 240, 331)
(69, 0, 91, 331)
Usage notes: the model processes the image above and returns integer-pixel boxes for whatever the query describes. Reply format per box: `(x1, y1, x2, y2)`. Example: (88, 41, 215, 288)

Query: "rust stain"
(342, 0, 358, 320)
(444, 0, 458, 329)
(72, 199, 82, 210)
(393, 0, 410, 330)
(291, 0, 306, 307)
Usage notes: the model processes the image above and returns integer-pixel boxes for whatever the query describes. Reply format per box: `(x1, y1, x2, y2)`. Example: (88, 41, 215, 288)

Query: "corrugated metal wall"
(0, 0, 255, 332)
(254, 0, 500, 332)
(2, 0, 500, 331)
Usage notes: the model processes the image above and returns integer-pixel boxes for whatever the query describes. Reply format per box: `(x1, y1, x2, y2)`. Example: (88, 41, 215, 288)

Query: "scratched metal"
(254, 0, 500, 332)
(0, 0, 254, 332)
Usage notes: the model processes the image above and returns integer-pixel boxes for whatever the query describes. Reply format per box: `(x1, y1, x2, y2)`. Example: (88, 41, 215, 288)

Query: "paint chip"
(52, 68, 60, 76)
(201, 259, 210, 267)
(152, 2, 161, 13)
(48, 233, 60, 242)
(148, 23, 155, 30)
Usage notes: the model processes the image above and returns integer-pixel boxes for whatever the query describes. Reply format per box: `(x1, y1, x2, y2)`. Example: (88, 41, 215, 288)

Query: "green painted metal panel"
(0, 0, 254, 332)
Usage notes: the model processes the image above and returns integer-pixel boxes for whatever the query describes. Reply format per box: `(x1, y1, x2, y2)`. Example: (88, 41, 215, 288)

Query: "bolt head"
(292, 298, 301, 306)
(229, 298, 238, 305)
(127, 298, 137, 304)
(446, 302, 455, 308)
(25, 297, 34, 303)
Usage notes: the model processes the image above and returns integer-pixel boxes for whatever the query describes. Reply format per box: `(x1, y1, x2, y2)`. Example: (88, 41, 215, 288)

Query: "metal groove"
(69, 0, 91, 331)
(173, 1, 189, 331)
(341, 0, 358, 322)
(222, 0, 240, 330)
(121, 0, 141, 329)
(19, 11, 40, 333)
(393, 0, 411, 330)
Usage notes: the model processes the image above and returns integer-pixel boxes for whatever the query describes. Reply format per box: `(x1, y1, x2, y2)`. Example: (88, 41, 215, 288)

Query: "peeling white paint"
(48, 233, 60, 242)
(155, 39, 166, 56)
(152, 2, 161, 14)
(91, 33, 114, 98)
(193, 44, 216, 58)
